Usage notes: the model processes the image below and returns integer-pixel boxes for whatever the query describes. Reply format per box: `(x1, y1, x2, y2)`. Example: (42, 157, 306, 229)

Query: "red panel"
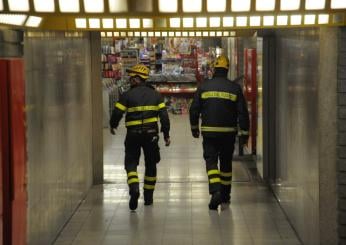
(8, 59, 27, 245)
(0, 60, 11, 245)
(244, 49, 257, 154)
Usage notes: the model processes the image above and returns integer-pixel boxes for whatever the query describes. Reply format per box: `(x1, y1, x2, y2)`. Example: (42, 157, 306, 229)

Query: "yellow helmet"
(126, 64, 150, 80)
(214, 55, 229, 70)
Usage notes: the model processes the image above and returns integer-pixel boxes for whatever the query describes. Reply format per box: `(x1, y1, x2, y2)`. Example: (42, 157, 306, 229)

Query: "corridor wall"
(24, 32, 93, 245)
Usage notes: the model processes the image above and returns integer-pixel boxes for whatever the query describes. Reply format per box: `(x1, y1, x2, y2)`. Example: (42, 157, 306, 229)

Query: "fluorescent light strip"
(281, 0, 300, 11)
(183, 18, 194, 28)
(89, 18, 100, 28)
(84, 0, 104, 13)
(130, 19, 140, 28)
(208, 0, 226, 12)
(250, 16, 261, 26)
(331, 0, 346, 9)
(143, 19, 153, 28)
(59, 0, 79, 12)
(290, 15, 302, 25)
(128, 32, 134, 37)
(141, 32, 147, 36)
(210, 17, 221, 27)
(236, 16, 247, 27)
(223, 17, 234, 27)
(169, 32, 174, 37)
(176, 31, 181, 37)
(120, 32, 126, 37)
(34, 0, 55, 12)
(196, 31, 202, 36)
(196, 17, 207, 27)
(232, 0, 251, 12)
(170, 18, 181, 28)
(101, 32, 106, 37)
(135, 32, 141, 37)
(148, 31, 154, 37)
(304, 14, 316, 25)
(102, 19, 114, 28)
(159, 0, 177, 12)
(256, 0, 275, 11)
(318, 14, 329, 24)
(116, 18, 127, 28)
(0, 1, 3, 11)
(162, 32, 168, 37)
(75, 18, 86, 28)
(183, 0, 202, 12)
(182, 31, 188, 37)
(26, 16, 42, 27)
(203, 31, 209, 37)
(109, 0, 128, 12)
(113, 32, 119, 37)
(263, 16, 275, 26)
(217, 31, 222, 36)
(106, 32, 112, 37)
(277, 15, 288, 25)
(8, 0, 29, 12)
(305, 0, 325, 10)
(189, 32, 195, 36)
(0, 14, 27, 25)
(155, 32, 161, 37)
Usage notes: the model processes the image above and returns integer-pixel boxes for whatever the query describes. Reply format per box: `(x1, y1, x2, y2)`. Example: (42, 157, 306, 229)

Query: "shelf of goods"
(101, 53, 122, 79)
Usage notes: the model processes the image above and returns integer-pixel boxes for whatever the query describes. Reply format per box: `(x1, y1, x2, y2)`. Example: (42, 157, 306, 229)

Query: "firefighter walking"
(189, 55, 249, 210)
(110, 64, 170, 211)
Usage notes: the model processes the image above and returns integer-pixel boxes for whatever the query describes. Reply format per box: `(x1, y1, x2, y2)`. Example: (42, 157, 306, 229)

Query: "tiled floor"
(54, 115, 301, 245)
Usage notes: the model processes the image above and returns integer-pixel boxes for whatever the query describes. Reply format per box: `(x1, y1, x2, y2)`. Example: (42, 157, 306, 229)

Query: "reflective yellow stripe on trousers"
(126, 117, 158, 127)
(201, 126, 237, 132)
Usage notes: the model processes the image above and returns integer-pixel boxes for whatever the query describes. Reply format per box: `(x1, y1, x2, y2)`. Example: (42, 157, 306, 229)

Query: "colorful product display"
(102, 37, 218, 114)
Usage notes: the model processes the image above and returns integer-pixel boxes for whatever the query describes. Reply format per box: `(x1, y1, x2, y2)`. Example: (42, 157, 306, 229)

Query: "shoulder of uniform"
(145, 83, 156, 90)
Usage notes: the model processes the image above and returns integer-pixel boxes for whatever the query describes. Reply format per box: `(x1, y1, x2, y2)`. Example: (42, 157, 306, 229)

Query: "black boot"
(144, 190, 153, 206)
(209, 191, 221, 210)
(129, 189, 140, 211)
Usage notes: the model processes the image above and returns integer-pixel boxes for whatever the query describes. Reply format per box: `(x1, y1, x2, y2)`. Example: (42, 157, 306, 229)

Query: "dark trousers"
(202, 135, 236, 199)
(124, 132, 160, 195)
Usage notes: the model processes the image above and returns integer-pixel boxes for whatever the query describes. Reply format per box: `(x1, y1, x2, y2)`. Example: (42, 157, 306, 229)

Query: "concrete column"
(318, 27, 338, 244)
(90, 32, 103, 184)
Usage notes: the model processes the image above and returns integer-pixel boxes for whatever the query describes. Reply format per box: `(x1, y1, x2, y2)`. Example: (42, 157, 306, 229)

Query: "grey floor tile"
(54, 115, 301, 245)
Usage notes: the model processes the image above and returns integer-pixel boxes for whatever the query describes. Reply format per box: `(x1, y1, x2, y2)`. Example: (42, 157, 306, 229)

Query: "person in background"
(110, 64, 171, 211)
(189, 55, 249, 210)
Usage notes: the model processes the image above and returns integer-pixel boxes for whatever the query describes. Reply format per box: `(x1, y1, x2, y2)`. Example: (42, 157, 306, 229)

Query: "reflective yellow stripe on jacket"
(201, 126, 237, 132)
(115, 102, 127, 111)
(125, 117, 158, 127)
(201, 91, 237, 102)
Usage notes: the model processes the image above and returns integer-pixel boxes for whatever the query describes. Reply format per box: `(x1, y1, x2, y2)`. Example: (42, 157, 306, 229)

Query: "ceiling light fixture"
(331, 0, 346, 9)
(25, 16, 42, 27)
(109, 0, 128, 12)
(75, 18, 87, 28)
(232, 0, 251, 12)
(281, 0, 300, 11)
(8, 0, 29, 12)
(250, 16, 261, 26)
(102, 19, 114, 28)
(183, 0, 202, 12)
(159, 0, 177, 12)
(0, 14, 27, 25)
(89, 18, 100, 28)
(84, 0, 104, 13)
(256, 0, 275, 11)
(207, 0, 226, 12)
(59, 0, 79, 12)
(34, 0, 55, 12)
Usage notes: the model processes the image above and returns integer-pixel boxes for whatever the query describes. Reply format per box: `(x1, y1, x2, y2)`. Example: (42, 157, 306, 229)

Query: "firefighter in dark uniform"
(189, 55, 249, 210)
(110, 64, 170, 211)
